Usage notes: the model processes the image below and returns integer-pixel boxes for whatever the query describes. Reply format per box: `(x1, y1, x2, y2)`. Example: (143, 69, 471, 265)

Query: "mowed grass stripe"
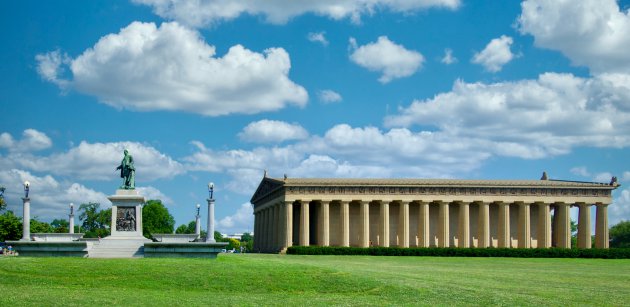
(1, 254, 628, 306)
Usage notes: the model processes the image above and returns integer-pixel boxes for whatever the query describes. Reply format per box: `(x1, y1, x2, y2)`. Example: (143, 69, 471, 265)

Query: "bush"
(286, 246, 630, 259)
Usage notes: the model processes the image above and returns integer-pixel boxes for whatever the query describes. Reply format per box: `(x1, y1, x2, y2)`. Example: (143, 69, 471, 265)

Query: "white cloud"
(3, 141, 183, 182)
(610, 187, 630, 225)
(0, 129, 52, 153)
(593, 172, 613, 183)
(349, 36, 424, 83)
(570, 166, 591, 177)
(136, 186, 174, 205)
(307, 32, 329, 46)
(318, 89, 342, 103)
(134, 0, 461, 28)
(0, 169, 109, 221)
(518, 0, 630, 74)
(472, 35, 515, 72)
(36, 21, 307, 116)
(622, 171, 630, 182)
(441, 48, 457, 65)
(238, 120, 309, 143)
(217, 202, 254, 234)
(385, 73, 630, 159)
(34, 50, 70, 88)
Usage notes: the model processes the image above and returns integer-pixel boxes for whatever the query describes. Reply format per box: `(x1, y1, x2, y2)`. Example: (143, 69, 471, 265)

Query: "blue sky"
(1, 0, 629, 234)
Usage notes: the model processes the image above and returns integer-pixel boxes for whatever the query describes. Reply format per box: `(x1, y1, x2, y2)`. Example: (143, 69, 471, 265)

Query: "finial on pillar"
(263, 169, 268, 178)
(541, 171, 548, 180)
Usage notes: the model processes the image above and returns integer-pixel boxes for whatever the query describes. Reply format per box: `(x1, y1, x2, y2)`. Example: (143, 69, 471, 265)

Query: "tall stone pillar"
(206, 197, 216, 243)
(537, 202, 551, 248)
(458, 202, 470, 248)
(359, 201, 370, 247)
(318, 201, 330, 246)
(399, 201, 410, 248)
(380, 200, 390, 247)
(275, 203, 282, 251)
(418, 201, 429, 248)
(285, 201, 293, 248)
(517, 202, 530, 248)
(195, 213, 201, 238)
(253, 211, 259, 251)
(577, 203, 592, 249)
(21, 197, 31, 241)
(300, 201, 310, 246)
(477, 202, 490, 248)
(69, 203, 75, 234)
(438, 201, 450, 248)
(263, 208, 269, 251)
(595, 203, 609, 248)
(497, 202, 510, 248)
(556, 203, 571, 249)
(340, 201, 350, 247)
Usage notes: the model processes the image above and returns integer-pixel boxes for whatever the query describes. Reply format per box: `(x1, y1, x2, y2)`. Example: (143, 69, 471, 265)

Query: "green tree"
(241, 232, 252, 242)
(0, 210, 22, 241)
(214, 231, 224, 242)
(51, 219, 69, 233)
(227, 238, 240, 250)
(30, 219, 53, 233)
(175, 221, 196, 234)
(78, 202, 110, 238)
(610, 220, 630, 248)
(142, 200, 175, 238)
(0, 185, 6, 212)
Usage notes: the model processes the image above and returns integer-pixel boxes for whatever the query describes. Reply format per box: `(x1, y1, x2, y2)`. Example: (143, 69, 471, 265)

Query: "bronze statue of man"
(116, 149, 135, 189)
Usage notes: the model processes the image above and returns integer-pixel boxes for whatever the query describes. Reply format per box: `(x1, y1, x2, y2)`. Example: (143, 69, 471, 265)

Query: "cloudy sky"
(2, 0, 629, 234)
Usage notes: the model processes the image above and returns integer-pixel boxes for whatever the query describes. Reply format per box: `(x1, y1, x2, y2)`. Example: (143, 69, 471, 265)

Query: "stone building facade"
(250, 175, 619, 253)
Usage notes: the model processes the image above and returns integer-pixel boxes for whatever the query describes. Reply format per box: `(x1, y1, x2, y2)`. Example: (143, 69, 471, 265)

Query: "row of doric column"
(254, 200, 610, 252)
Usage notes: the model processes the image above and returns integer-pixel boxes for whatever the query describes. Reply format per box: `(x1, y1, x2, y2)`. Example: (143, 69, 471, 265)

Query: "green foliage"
(0, 210, 22, 241)
(78, 203, 110, 238)
(287, 246, 630, 259)
(245, 240, 253, 252)
(227, 238, 241, 250)
(240, 232, 252, 242)
(214, 231, 223, 242)
(610, 220, 630, 248)
(175, 221, 197, 234)
(30, 219, 53, 233)
(51, 219, 69, 233)
(142, 200, 175, 238)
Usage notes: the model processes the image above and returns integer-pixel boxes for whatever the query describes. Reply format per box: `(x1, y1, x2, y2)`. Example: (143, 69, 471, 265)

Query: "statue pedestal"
(107, 189, 148, 240)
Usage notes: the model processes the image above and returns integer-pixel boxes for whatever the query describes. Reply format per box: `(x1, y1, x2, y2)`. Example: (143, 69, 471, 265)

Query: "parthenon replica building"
(251, 174, 619, 253)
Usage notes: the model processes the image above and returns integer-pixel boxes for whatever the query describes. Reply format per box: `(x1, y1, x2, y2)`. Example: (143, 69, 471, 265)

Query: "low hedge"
(286, 246, 630, 259)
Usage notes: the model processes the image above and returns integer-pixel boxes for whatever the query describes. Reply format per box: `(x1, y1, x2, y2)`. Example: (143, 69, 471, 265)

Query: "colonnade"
(254, 199, 610, 252)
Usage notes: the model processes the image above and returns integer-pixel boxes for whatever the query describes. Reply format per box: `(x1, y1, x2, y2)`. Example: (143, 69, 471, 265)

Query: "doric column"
(69, 204, 75, 234)
(320, 201, 330, 246)
(206, 197, 216, 243)
(380, 200, 390, 247)
(300, 201, 310, 246)
(537, 202, 551, 248)
(284, 201, 293, 248)
(458, 202, 470, 248)
(261, 209, 267, 251)
(517, 202, 530, 248)
(497, 202, 510, 248)
(276, 202, 284, 251)
(556, 202, 571, 249)
(340, 201, 350, 247)
(577, 203, 591, 249)
(595, 203, 609, 248)
(477, 202, 490, 248)
(359, 201, 370, 247)
(399, 201, 410, 248)
(418, 201, 429, 248)
(437, 201, 450, 248)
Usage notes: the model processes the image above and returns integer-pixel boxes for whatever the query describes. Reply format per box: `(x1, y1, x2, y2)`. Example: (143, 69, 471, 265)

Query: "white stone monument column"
(206, 182, 216, 243)
(195, 204, 201, 238)
(20, 181, 31, 241)
(69, 203, 75, 234)
(108, 189, 148, 240)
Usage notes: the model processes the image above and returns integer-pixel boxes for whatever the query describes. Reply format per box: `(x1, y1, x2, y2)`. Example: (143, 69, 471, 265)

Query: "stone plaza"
(251, 174, 619, 253)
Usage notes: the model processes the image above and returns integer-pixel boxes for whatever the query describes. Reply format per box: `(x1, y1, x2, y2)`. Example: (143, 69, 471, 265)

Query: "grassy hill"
(1, 254, 628, 306)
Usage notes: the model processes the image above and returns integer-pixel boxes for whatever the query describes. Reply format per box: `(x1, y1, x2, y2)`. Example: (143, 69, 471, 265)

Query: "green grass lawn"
(1, 254, 628, 306)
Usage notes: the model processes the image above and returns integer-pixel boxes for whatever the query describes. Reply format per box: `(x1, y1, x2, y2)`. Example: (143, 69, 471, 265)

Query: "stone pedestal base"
(108, 189, 146, 239)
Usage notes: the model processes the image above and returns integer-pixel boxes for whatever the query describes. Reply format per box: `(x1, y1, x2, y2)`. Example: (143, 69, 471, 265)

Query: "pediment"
(250, 177, 284, 204)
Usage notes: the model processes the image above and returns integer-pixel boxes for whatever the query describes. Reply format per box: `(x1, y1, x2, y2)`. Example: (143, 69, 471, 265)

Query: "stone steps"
(88, 238, 148, 258)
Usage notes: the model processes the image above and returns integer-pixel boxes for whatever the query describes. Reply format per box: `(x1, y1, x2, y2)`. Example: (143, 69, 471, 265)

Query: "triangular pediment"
(250, 177, 284, 204)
